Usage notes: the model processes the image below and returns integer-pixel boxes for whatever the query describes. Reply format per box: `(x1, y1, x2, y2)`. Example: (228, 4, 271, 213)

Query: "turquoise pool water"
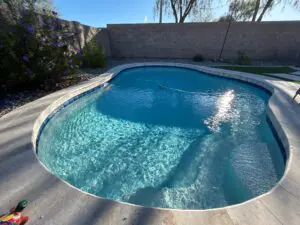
(37, 66, 285, 209)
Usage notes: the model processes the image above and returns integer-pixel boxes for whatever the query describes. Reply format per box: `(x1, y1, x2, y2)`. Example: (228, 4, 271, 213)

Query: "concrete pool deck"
(0, 63, 300, 225)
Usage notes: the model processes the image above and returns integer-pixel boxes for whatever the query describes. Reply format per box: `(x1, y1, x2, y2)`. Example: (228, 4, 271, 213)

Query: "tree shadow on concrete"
(127, 207, 158, 225)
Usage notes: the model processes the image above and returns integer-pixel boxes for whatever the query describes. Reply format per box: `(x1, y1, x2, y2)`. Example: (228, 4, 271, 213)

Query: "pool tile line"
(34, 62, 296, 198)
(1, 62, 299, 224)
(34, 82, 109, 152)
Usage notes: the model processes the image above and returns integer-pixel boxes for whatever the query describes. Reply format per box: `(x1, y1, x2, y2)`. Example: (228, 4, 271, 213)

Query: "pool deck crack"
(259, 199, 284, 225)
(224, 209, 236, 225)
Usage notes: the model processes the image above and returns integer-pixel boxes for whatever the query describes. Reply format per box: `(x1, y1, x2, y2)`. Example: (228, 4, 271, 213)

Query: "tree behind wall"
(220, 0, 300, 22)
(154, 0, 213, 23)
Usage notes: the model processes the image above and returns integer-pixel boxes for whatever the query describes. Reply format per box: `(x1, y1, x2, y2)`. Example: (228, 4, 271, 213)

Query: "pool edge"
(30, 63, 300, 221)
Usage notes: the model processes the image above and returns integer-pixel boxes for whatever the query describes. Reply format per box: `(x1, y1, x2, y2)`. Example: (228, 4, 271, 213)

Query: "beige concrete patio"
(0, 63, 299, 225)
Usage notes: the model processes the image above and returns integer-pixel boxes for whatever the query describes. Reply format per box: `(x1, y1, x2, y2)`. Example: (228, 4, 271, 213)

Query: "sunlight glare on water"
(204, 90, 236, 132)
(38, 66, 285, 209)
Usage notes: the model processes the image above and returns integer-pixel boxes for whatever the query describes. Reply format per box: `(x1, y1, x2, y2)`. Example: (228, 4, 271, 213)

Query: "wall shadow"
(95, 82, 207, 129)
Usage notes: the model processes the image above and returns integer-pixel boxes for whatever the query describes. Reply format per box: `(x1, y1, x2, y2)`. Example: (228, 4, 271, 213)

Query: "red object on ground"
(0, 200, 29, 225)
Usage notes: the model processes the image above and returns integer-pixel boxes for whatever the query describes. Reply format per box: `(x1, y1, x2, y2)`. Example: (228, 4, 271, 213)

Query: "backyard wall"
(2, 1, 299, 63)
(107, 22, 300, 62)
(59, 19, 112, 58)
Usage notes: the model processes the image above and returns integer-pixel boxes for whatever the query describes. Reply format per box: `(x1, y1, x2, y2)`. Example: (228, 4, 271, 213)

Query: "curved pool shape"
(37, 66, 285, 210)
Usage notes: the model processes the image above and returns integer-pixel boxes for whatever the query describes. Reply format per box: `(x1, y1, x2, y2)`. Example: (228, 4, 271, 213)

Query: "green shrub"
(0, 0, 80, 95)
(235, 51, 251, 65)
(193, 54, 204, 62)
(81, 39, 105, 68)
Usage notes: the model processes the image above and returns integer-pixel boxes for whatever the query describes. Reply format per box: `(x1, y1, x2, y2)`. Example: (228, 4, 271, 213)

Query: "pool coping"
(1, 62, 300, 225)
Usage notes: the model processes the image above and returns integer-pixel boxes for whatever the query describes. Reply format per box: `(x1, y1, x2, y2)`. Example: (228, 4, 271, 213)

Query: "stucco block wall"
(224, 22, 300, 61)
(60, 20, 112, 58)
(107, 22, 300, 62)
(94, 28, 112, 57)
(1, 2, 299, 63)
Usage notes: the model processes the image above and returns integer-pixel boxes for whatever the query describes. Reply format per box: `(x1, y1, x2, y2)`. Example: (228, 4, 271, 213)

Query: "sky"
(53, 0, 300, 27)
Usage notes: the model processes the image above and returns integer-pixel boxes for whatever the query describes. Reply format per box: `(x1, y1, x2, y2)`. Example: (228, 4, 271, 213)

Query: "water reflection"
(204, 90, 235, 132)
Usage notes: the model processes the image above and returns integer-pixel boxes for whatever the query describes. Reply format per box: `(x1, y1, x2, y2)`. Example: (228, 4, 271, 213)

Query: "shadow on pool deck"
(0, 64, 300, 225)
(0, 84, 165, 225)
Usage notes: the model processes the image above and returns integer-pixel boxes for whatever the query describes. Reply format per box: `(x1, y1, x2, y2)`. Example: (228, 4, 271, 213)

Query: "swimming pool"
(37, 66, 285, 209)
